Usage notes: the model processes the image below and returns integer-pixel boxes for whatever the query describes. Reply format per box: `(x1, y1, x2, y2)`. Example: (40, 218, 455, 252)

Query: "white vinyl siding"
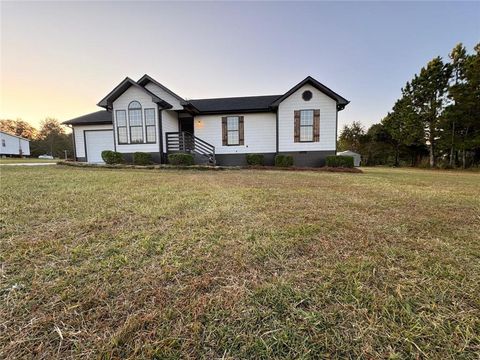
(194, 113, 276, 154)
(278, 84, 336, 151)
(144, 82, 183, 110)
(162, 110, 179, 152)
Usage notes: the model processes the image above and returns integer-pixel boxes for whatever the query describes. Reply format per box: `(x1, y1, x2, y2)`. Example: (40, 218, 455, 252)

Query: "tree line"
(0, 118, 73, 158)
(339, 43, 479, 168)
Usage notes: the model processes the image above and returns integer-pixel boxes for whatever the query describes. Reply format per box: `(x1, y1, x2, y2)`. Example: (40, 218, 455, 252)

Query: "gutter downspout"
(158, 107, 164, 164)
(275, 110, 279, 155)
(335, 106, 338, 155)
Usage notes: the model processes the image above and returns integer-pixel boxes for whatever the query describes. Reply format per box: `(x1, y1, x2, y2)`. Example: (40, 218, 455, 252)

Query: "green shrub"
(133, 152, 152, 165)
(168, 153, 194, 166)
(101, 150, 123, 164)
(275, 155, 294, 167)
(246, 153, 265, 166)
(326, 155, 354, 168)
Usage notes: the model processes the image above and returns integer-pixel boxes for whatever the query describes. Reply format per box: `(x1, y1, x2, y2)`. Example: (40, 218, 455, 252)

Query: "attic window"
(302, 90, 312, 101)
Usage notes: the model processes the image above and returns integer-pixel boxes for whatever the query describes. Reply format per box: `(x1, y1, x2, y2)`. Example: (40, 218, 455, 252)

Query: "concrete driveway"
(0, 163, 57, 166)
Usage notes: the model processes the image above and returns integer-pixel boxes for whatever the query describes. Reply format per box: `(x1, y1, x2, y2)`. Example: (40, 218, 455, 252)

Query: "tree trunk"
(394, 144, 400, 167)
(449, 121, 455, 167)
(462, 128, 469, 169)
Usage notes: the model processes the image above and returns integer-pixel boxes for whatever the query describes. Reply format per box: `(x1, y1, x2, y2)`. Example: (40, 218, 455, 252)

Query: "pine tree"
(409, 57, 452, 167)
(447, 43, 480, 167)
(383, 84, 424, 166)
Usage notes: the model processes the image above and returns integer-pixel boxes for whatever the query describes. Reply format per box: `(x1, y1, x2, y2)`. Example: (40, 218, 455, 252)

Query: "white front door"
(85, 130, 114, 163)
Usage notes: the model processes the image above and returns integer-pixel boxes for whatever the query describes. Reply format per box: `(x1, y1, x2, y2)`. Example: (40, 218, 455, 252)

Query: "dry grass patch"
(0, 166, 479, 359)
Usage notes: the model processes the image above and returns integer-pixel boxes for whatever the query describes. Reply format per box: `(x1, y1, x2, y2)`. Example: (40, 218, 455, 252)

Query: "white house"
(0, 131, 31, 157)
(63, 75, 349, 166)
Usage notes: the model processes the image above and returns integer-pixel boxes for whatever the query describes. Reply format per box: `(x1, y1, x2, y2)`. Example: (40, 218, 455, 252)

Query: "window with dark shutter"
(222, 117, 228, 146)
(294, 110, 320, 142)
(313, 109, 320, 142)
(222, 116, 243, 146)
(294, 110, 300, 142)
(239, 116, 244, 145)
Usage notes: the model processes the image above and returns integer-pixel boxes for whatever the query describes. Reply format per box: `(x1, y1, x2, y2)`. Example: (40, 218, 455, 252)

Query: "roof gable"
(0, 131, 31, 141)
(271, 76, 349, 110)
(97, 77, 172, 110)
(137, 74, 185, 103)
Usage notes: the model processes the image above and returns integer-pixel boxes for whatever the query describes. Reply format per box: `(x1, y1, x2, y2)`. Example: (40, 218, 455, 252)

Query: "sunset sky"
(1, 1, 479, 130)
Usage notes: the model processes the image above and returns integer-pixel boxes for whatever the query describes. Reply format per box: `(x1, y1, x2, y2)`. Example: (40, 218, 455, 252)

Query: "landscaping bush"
(326, 155, 354, 168)
(275, 154, 294, 167)
(133, 152, 153, 165)
(101, 150, 123, 164)
(246, 153, 265, 166)
(168, 153, 194, 166)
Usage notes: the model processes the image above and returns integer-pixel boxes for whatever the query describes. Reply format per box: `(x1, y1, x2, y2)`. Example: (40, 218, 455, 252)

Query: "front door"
(179, 117, 194, 134)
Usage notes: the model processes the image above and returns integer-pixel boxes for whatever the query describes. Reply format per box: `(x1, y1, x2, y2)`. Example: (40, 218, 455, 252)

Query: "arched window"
(128, 101, 143, 143)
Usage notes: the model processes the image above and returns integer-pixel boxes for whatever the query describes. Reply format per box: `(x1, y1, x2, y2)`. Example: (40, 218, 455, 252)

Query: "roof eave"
(270, 76, 349, 109)
(97, 77, 172, 110)
(62, 120, 113, 126)
(137, 74, 185, 102)
(196, 108, 275, 115)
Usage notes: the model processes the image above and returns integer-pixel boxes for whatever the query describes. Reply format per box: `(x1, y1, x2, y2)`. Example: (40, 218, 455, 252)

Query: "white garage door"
(85, 130, 114, 163)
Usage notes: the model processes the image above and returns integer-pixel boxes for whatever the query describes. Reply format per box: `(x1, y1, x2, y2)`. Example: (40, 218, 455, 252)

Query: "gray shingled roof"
(63, 110, 112, 125)
(187, 95, 282, 114)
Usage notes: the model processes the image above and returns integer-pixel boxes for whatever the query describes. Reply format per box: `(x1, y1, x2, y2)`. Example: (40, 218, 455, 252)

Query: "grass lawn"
(0, 166, 479, 359)
(0, 158, 58, 164)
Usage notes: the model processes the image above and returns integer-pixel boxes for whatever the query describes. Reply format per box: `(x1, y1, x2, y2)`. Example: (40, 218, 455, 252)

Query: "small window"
(116, 110, 128, 144)
(1, 139, 5, 147)
(227, 116, 239, 145)
(300, 110, 314, 142)
(128, 101, 143, 143)
(144, 108, 156, 143)
(302, 90, 312, 101)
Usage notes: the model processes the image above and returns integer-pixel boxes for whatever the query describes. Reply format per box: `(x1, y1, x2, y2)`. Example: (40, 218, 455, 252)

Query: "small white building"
(337, 150, 361, 167)
(0, 131, 31, 157)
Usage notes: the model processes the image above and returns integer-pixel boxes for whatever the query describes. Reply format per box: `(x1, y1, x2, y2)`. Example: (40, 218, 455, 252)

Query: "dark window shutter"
(294, 110, 300, 142)
(313, 109, 320, 142)
(222, 117, 227, 145)
(239, 116, 244, 145)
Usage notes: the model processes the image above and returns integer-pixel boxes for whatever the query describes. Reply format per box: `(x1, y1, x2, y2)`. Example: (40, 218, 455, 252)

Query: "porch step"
(166, 132, 216, 165)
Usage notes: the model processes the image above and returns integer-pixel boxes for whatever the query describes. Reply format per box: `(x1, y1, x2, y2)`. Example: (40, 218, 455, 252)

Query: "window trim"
(144, 108, 156, 144)
(128, 101, 144, 144)
(299, 109, 315, 143)
(226, 116, 240, 146)
(115, 110, 128, 144)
